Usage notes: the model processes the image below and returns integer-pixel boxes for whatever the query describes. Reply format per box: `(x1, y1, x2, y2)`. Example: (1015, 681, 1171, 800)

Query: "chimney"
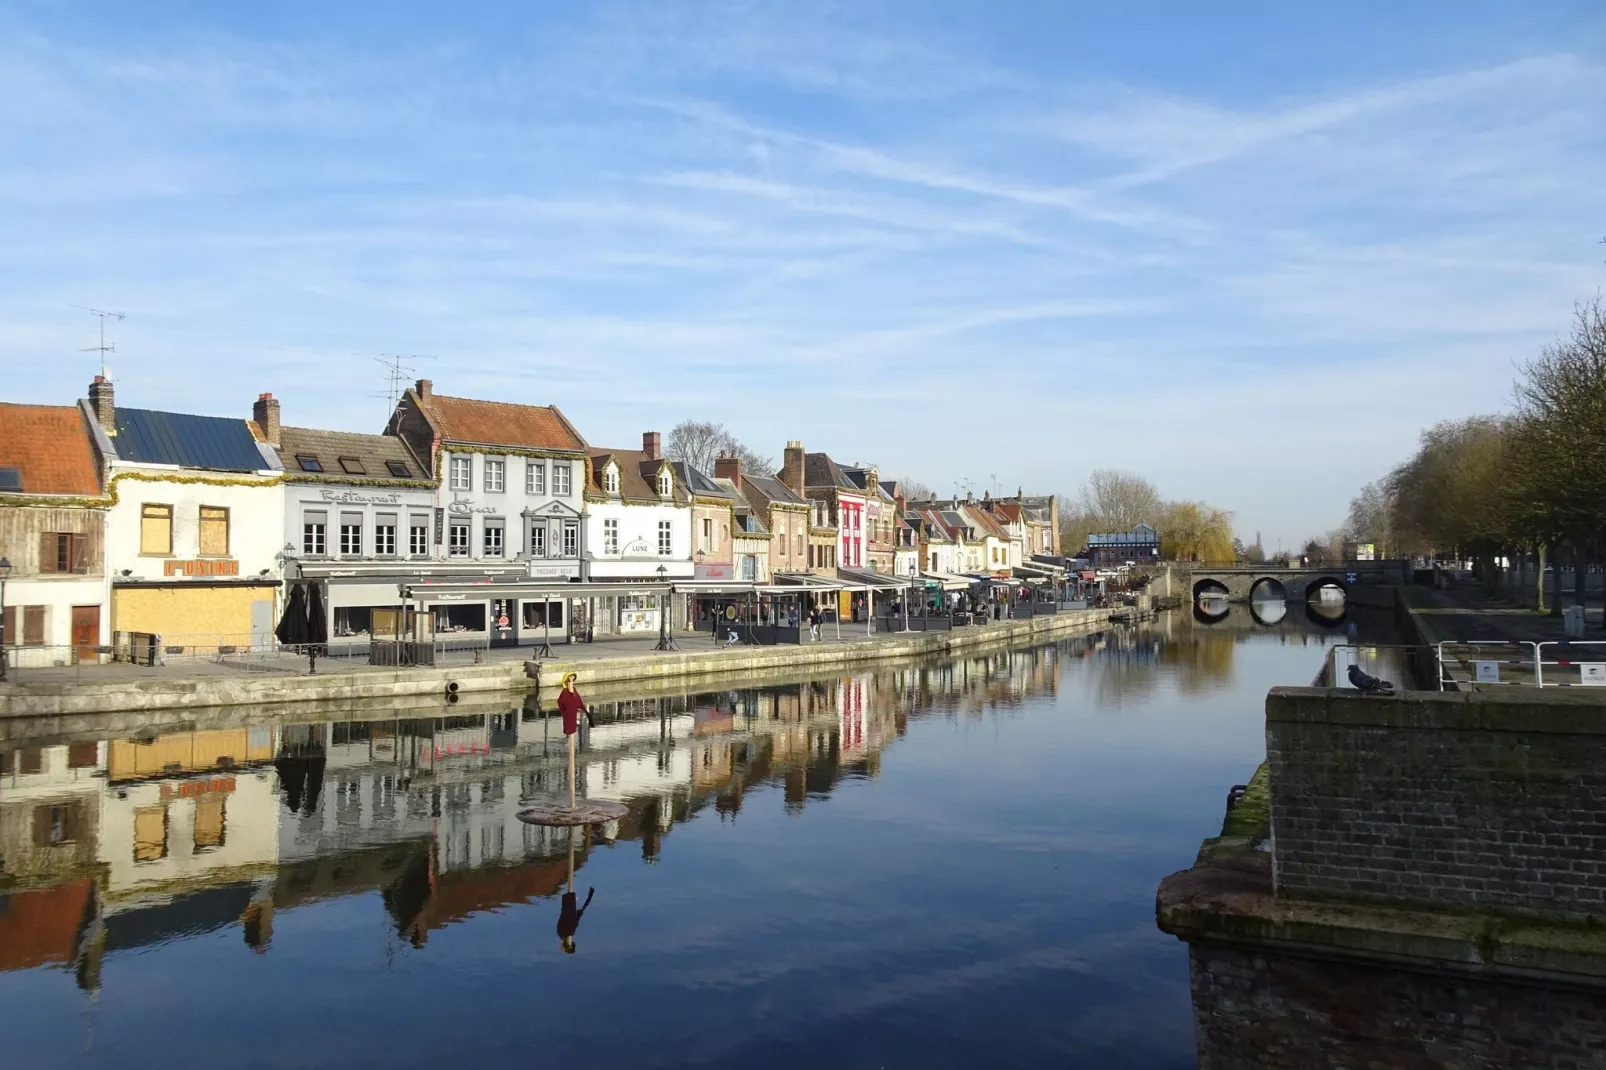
(88, 375, 115, 433)
(782, 440, 805, 497)
(642, 430, 661, 460)
(866, 468, 879, 496)
(714, 455, 741, 483)
(252, 392, 281, 447)
(415, 379, 432, 399)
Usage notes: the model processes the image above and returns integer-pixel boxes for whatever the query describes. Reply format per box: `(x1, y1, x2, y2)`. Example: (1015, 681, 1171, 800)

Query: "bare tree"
(1080, 469, 1162, 532)
(665, 420, 773, 476)
(899, 478, 936, 501)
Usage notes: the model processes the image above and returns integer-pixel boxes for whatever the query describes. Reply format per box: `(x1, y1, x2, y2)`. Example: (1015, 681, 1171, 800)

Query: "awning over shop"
(678, 582, 758, 596)
(836, 568, 908, 590)
(920, 571, 973, 591)
(400, 580, 672, 600)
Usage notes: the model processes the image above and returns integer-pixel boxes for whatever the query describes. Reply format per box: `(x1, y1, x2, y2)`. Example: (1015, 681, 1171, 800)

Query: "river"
(0, 602, 1402, 1069)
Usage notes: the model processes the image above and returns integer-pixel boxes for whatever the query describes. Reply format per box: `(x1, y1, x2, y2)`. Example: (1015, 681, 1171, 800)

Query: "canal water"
(0, 603, 1401, 1069)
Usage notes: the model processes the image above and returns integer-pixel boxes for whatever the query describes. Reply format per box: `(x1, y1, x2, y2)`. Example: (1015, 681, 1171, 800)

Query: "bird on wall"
(1348, 663, 1397, 695)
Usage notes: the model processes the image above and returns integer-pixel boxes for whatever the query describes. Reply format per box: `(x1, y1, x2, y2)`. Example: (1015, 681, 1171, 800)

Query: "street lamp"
(0, 556, 9, 681)
(907, 561, 916, 631)
(654, 563, 678, 651)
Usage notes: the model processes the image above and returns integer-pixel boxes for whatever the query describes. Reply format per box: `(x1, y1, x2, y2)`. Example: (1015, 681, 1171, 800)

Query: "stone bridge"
(1173, 560, 1408, 603)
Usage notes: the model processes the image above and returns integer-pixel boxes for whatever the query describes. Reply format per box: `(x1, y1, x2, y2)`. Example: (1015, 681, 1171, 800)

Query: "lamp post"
(654, 563, 678, 651)
(0, 556, 10, 682)
(906, 561, 916, 631)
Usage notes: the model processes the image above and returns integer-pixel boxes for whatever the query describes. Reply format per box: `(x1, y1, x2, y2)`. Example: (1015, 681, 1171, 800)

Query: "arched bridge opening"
(1306, 576, 1347, 604)
(1249, 577, 1287, 602)
(1193, 578, 1230, 601)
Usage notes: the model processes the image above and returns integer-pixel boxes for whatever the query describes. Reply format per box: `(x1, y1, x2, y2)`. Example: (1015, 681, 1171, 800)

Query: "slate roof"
(799, 452, 858, 492)
(589, 448, 690, 504)
(714, 477, 769, 534)
(670, 461, 734, 500)
(112, 407, 275, 473)
(0, 403, 101, 496)
(742, 473, 808, 508)
(416, 393, 588, 452)
(277, 427, 434, 484)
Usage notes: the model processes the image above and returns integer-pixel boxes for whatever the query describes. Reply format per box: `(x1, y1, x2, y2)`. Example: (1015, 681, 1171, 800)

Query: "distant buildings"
(1085, 523, 1161, 567)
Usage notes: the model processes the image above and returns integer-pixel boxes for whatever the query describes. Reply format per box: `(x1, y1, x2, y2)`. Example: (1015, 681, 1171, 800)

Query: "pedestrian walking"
(808, 607, 821, 641)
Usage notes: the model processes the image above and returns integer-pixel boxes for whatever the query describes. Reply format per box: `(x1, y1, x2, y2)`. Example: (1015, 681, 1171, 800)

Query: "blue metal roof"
(113, 408, 272, 472)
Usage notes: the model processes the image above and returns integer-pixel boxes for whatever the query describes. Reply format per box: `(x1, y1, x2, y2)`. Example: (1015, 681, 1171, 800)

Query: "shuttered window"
(140, 504, 173, 554)
(199, 506, 229, 556)
(37, 532, 86, 574)
(23, 605, 45, 646)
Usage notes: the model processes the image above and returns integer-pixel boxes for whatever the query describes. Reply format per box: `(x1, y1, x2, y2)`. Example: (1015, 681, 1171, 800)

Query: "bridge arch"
(1250, 599, 1287, 626)
(1249, 576, 1287, 602)
(1192, 578, 1230, 601)
(1193, 598, 1229, 624)
(1305, 575, 1347, 603)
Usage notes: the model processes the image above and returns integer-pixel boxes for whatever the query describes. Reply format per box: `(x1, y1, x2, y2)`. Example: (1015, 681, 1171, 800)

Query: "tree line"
(1343, 297, 1606, 610)
(1059, 468, 1236, 563)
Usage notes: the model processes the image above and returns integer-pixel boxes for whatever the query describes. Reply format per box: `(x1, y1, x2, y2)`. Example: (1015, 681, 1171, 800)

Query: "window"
(605, 466, 619, 494)
(339, 514, 363, 556)
(140, 503, 173, 555)
(485, 459, 505, 493)
(386, 460, 412, 478)
(23, 605, 45, 646)
(527, 461, 545, 494)
(701, 517, 712, 552)
(38, 532, 87, 574)
(484, 521, 504, 558)
(530, 523, 547, 558)
(808, 544, 814, 568)
(562, 522, 578, 557)
(553, 463, 570, 496)
(658, 470, 672, 497)
(375, 514, 397, 556)
(295, 454, 323, 472)
(604, 518, 619, 554)
(193, 796, 226, 851)
(133, 805, 168, 863)
(658, 520, 672, 556)
(303, 511, 327, 555)
(409, 517, 430, 555)
(778, 533, 787, 554)
(338, 456, 366, 475)
(199, 506, 229, 556)
(449, 522, 470, 557)
(449, 456, 471, 491)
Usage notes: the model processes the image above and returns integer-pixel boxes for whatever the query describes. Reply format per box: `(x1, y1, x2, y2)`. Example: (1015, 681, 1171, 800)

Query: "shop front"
(110, 578, 282, 653)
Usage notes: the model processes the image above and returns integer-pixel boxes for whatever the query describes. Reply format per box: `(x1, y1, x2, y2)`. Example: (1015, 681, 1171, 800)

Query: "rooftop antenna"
(371, 353, 436, 418)
(73, 305, 125, 378)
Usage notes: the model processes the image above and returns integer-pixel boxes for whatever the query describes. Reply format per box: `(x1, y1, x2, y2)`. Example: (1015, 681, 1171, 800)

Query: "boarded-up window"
(199, 506, 229, 556)
(68, 741, 98, 768)
(22, 606, 44, 646)
(141, 504, 173, 555)
(192, 796, 226, 850)
(133, 805, 168, 863)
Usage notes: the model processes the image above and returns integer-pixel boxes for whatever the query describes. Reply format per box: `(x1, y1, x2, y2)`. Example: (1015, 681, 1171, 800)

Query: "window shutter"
(2, 605, 14, 647)
(23, 605, 45, 646)
(39, 532, 58, 574)
(70, 533, 88, 574)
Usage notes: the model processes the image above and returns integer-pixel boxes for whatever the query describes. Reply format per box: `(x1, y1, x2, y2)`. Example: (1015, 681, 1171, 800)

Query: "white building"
(584, 433, 694, 634)
(85, 378, 285, 650)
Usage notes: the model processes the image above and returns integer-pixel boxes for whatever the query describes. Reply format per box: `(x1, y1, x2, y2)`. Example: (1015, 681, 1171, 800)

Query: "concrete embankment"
(0, 608, 1112, 723)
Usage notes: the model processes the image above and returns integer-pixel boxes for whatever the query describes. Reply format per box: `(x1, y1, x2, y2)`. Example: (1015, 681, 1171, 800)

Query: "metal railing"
(1535, 641, 1606, 688)
(1436, 641, 1541, 690)
(0, 643, 112, 681)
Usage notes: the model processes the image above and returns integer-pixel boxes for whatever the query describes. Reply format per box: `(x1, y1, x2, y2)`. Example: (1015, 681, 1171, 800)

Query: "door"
(251, 599, 273, 652)
(490, 598, 519, 648)
(71, 605, 100, 661)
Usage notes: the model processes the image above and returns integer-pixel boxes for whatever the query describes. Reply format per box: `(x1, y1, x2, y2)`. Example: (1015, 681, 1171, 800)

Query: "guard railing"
(1535, 641, 1606, 688)
(1436, 641, 1541, 690)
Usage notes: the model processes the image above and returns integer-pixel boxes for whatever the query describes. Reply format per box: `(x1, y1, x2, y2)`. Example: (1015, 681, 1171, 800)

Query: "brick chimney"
(714, 455, 741, 482)
(781, 440, 805, 497)
(415, 379, 432, 399)
(642, 431, 661, 460)
(88, 375, 115, 433)
(252, 392, 281, 447)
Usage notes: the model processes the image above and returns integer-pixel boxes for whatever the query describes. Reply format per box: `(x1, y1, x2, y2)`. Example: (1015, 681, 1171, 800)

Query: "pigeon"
(1347, 663, 1397, 695)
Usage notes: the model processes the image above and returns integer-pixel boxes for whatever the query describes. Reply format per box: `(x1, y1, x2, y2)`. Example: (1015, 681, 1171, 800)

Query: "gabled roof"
(113, 407, 275, 473)
(841, 466, 897, 503)
(416, 392, 587, 452)
(986, 501, 1022, 524)
(743, 473, 808, 508)
(798, 452, 859, 493)
(670, 461, 733, 500)
(963, 506, 1009, 541)
(278, 427, 433, 484)
(714, 477, 769, 534)
(589, 448, 689, 504)
(0, 403, 100, 496)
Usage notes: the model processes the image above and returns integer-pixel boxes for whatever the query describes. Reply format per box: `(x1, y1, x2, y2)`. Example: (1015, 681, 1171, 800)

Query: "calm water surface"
(0, 605, 1397, 1069)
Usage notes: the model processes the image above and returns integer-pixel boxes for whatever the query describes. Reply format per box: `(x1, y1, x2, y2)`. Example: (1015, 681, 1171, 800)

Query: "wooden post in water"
(567, 727, 576, 810)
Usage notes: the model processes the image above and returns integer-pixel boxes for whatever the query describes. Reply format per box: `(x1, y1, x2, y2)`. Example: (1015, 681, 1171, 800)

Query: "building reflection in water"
(0, 613, 1353, 1000)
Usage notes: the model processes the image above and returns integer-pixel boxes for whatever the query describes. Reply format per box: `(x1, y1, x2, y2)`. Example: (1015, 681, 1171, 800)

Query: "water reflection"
(1250, 598, 1288, 626)
(0, 611, 1407, 1067)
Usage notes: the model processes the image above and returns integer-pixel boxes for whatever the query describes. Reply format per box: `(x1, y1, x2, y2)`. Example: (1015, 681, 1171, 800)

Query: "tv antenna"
(371, 353, 436, 417)
(73, 305, 125, 378)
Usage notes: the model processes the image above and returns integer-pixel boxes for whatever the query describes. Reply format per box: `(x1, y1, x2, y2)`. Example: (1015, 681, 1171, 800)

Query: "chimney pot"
(88, 376, 115, 433)
(781, 441, 806, 497)
(714, 455, 741, 482)
(252, 392, 282, 448)
(642, 431, 662, 460)
(415, 379, 432, 399)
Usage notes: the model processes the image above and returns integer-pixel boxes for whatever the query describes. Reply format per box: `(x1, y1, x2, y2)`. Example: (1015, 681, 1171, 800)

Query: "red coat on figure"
(557, 682, 586, 735)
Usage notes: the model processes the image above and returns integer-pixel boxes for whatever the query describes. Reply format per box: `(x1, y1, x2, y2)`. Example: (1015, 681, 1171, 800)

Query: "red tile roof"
(0, 403, 101, 495)
(417, 393, 587, 452)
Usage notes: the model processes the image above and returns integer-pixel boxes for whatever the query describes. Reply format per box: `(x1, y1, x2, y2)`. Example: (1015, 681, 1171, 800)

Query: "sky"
(1, 1, 1603, 550)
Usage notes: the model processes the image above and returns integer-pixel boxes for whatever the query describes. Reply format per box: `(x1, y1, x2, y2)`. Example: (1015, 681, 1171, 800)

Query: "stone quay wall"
(1187, 942, 1606, 1070)
(1267, 686, 1606, 918)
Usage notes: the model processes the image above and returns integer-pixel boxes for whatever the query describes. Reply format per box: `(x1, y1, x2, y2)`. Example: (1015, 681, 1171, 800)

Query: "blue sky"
(2, 1, 1603, 549)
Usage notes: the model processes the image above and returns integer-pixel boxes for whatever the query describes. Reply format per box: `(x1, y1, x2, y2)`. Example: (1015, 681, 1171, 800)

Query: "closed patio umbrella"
(306, 583, 328, 673)
(274, 584, 309, 648)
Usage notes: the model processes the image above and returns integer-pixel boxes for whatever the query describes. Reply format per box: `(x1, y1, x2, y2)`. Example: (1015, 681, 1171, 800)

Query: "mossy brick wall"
(1188, 943, 1606, 1069)
(1267, 687, 1606, 916)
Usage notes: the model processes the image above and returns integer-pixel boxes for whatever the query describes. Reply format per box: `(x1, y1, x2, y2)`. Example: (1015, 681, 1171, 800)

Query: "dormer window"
(657, 469, 672, 497)
(338, 456, 366, 475)
(605, 465, 619, 495)
(296, 454, 323, 473)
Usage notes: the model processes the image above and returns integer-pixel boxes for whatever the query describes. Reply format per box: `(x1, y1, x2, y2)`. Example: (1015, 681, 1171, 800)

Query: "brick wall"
(1268, 687, 1606, 916)
(1188, 943, 1606, 1070)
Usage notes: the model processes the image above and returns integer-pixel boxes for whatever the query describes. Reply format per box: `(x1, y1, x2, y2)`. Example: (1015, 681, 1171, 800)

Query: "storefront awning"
(679, 582, 758, 595)
(400, 580, 672, 600)
(920, 571, 973, 591)
(836, 568, 909, 590)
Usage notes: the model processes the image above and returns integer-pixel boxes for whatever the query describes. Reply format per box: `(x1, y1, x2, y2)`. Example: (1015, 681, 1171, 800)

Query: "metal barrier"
(1321, 644, 1436, 689)
(1535, 641, 1606, 688)
(0, 643, 113, 681)
(1436, 641, 1541, 690)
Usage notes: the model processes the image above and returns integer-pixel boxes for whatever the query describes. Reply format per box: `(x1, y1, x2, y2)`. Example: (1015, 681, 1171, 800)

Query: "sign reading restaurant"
(318, 489, 403, 505)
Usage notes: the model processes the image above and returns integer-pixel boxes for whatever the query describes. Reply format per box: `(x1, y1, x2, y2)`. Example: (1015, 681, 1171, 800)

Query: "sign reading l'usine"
(164, 559, 240, 577)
